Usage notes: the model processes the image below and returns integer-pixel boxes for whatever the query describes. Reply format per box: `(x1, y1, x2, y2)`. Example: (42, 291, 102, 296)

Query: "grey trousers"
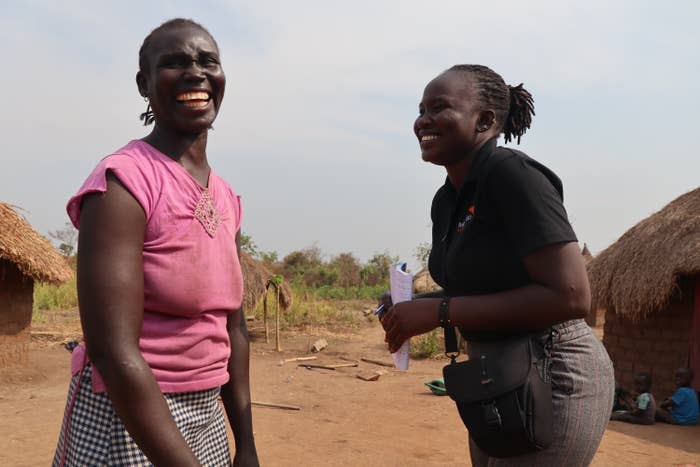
(468, 319, 615, 467)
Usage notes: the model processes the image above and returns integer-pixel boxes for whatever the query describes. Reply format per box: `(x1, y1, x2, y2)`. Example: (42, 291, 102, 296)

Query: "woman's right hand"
(377, 291, 393, 331)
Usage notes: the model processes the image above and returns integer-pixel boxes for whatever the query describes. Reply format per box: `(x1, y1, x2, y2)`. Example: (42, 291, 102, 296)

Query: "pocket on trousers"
(549, 352, 575, 395)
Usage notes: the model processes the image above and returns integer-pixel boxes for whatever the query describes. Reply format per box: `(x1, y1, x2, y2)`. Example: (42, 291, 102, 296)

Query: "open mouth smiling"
(176, 91, 211, 109)
(419, 133, 440, 146)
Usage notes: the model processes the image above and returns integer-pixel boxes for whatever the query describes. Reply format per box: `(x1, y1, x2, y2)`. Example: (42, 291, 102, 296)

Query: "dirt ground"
(1, 309, 699, 466)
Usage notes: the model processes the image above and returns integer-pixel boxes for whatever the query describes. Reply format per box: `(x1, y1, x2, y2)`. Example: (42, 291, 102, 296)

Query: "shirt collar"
(441, 137, 499, 196)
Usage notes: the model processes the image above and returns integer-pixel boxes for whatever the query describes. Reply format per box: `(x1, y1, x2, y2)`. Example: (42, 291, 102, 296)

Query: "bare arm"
(384, 241, 589, 351)
(78, 173, 200, 466)
(220, 232, 259, 466)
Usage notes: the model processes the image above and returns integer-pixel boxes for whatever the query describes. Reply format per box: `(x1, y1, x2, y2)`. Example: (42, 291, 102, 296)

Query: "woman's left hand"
(383, 299, 439, 352)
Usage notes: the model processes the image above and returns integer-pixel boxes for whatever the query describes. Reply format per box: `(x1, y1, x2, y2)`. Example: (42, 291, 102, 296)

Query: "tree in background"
(242, 231, 398, 291)
(239, 231, 259, 257)
(414, 241, 431, 270)
(329, 252, 361, 288)
(360, 251, 397, 286)
(49, 222, 78, 257)
(240, 232, 279, 270)
(258, 250, 278, 265)
(281, 244, 336, 287)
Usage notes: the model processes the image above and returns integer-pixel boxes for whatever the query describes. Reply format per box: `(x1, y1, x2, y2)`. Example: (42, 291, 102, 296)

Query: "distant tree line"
(240, 233, 398, 289)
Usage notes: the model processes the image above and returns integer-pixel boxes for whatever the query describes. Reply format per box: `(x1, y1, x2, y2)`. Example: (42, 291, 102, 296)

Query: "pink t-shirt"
(67, 140, 244, 393)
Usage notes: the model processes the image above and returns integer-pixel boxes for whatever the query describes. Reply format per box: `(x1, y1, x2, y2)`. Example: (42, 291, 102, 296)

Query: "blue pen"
(374, 304, 385, 316)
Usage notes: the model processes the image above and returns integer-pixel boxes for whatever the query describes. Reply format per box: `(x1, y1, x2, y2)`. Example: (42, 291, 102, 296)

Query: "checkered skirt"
(52, 365, 230, 466)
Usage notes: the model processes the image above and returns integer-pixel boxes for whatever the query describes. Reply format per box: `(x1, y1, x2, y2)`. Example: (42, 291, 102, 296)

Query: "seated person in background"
(656, 368, 699, 426)
(610, 373, 655, 425)
(613, 382, 633, 411)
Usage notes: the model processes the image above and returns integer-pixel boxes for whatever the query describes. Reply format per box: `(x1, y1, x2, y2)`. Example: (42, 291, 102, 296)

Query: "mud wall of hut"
(0, 260, 33, 367)
(603, 284, 693, 399)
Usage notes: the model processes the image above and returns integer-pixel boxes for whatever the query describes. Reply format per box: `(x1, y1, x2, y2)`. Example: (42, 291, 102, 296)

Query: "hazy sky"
(2, 1, 698, 270)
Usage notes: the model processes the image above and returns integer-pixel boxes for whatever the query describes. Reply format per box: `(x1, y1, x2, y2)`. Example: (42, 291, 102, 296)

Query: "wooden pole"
(263, 290, 269, 344)
(275, 284, 281, 352)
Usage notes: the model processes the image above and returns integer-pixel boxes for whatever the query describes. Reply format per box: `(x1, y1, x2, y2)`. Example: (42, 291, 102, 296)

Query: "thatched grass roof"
(0, 203, 73, 284)
(587, 187, 700, 321)
(239, 251, 292, 311)
(413, 267, 440, 294)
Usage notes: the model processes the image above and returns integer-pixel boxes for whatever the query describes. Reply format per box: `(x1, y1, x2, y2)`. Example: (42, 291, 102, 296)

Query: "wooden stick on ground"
(299, 363, 359, 370)
(252, 401, 301, 411)
(283, 356, 318, 363)
(360, 357, 394, 368)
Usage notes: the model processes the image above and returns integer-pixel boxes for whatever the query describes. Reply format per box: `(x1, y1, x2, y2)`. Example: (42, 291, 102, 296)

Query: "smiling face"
(414, 71, 492, 167)
(137, 24, 225, 135)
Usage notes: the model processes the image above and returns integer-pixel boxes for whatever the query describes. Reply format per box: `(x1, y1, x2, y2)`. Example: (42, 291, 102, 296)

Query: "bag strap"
(444, 324, 460, 361)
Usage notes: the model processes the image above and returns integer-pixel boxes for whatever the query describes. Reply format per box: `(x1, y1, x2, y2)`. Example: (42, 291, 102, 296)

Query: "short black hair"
(447, 64, 535, 144)
(635, 373, 652, 389)
(138, 18, 217, 73)
(676, 367, 693, 383)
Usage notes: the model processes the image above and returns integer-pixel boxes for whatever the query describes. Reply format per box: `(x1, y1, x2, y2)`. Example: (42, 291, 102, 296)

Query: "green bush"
(410, 329, 443, 359)
(33, 276, 78, 311)
(304, 285, 386, 301)
(248, 285, 368, 330)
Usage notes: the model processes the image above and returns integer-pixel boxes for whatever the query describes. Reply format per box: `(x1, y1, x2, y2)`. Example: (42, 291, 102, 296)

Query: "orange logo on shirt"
(456, 205, 475, 233)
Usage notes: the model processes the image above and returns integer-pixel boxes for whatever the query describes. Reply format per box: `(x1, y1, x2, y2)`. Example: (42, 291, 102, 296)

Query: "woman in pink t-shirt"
(53, 19, 258, 467)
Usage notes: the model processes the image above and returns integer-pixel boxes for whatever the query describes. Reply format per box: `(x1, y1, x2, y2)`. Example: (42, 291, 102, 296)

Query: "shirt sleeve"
(485, 155, 577, 257)
(637, 393, 650, 410)
(222, 183, 243, 234)
(66, 154, 156, 228)
(671, 389, 687, 407)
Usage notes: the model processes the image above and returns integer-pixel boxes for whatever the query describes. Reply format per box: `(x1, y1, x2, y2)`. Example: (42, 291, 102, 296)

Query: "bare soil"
(1, 307, 699, 466)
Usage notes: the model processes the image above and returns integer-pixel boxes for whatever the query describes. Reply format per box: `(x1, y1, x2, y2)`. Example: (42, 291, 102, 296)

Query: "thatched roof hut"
(239, 251, 292, 311)
(0, 203, 73, 284)
(413, 267, 440, 295)
(587, 187, 700, 395)
(1, 202, 73, 367)
(588, 188, 700, 321)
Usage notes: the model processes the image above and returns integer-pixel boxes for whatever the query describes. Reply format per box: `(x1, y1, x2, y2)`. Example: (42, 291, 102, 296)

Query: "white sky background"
(1, 1, 698, 270)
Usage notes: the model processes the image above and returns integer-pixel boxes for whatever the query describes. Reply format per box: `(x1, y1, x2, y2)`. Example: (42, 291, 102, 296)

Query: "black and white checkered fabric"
(53, 365, 230, 466)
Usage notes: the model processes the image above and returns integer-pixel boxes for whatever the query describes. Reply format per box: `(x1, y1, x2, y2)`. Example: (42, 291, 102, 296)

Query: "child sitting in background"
(610, 373, 656, 425)
(656, 368, 699, 425)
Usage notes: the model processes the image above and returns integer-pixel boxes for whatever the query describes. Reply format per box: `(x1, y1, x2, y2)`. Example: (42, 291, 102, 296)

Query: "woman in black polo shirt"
(380, 65, 614, 466)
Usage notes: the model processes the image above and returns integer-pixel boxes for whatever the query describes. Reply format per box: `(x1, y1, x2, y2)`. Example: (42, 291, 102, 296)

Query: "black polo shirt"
(428, 138, 577, 300)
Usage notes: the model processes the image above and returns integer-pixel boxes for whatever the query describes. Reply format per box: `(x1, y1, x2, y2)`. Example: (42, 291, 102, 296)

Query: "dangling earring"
(139, 96, 154, 126)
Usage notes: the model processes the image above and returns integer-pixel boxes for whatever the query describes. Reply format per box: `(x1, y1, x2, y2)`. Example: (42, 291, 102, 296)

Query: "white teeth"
(421, 135, 439, 142)
(176, 91, 210, 101)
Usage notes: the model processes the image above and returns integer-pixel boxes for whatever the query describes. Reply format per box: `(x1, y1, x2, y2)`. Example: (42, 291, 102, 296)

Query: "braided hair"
(138, 18, 217, 125)
(448, 65, 535, 144)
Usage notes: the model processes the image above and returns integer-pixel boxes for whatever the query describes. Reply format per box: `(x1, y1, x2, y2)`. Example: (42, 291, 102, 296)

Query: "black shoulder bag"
(441, 319, 554, 458)
(438, 147, 557, 458)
